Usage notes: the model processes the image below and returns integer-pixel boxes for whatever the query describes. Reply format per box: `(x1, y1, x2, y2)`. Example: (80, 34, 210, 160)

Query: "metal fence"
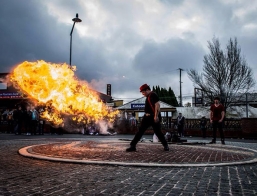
(183, 118, 241, 131)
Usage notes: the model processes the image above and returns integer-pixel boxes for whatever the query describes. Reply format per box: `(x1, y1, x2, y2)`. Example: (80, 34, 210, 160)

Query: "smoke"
(96, 120, 114, 134)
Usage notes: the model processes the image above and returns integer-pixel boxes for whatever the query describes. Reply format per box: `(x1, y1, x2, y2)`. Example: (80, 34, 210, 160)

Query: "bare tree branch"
(187, 37, 255, 110)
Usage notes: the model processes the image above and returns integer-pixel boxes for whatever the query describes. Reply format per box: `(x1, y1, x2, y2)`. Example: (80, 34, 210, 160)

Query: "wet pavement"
(0, 133, 257, 195)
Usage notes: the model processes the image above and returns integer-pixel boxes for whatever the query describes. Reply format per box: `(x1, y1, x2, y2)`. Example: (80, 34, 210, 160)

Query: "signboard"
(131, 103, 145, 109)
(106, 102, 114, 107)
(107, 84, 111, 96)
(0, 92, 22, 99)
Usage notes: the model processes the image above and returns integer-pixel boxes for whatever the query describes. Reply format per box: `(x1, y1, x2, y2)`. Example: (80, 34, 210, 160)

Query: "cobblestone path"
(0, 137, 256, 196)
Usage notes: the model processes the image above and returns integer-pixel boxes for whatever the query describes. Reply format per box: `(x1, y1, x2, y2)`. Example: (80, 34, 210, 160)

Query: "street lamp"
(70, 13, 82, 66)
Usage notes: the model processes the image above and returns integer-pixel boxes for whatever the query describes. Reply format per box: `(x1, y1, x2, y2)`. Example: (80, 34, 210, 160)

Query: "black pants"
(14, 120, 22, 134)
(38, 121, 45, 135)
(31, 120, 38, 135)
(178, 125, 184, 136)
(201, 128, 206, 138)
(24, 120, 31, 133)
(212, 121, 224, 141)
(130, 115, 167, 147)
(7, 120, 13, 133)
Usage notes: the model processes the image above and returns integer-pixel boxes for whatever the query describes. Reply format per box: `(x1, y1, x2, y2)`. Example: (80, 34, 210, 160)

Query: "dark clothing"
(31, 120, 38, 135)
(130, 115, 167, 147)
(144, 92, 158, 114)
(24, 110, 32, 134)
(212, 121, 224, 142)
(7, 119, 14, 133)
(6, 112, 14, 133)
(13, 109, 23, 134)
(177, 115, 185, 137)
(210, 104, 224, 121)
(200, 118, 207, 138)
(31, 110, 39, 135)
(38, 109, 45, 135)
(210, 104, 225, 142)
(38, 120, 45, 135)
(130, 92, 167, 148)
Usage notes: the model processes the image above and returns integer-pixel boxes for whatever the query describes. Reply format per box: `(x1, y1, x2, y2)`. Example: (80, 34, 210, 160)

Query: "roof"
(116, 97, 176, 111)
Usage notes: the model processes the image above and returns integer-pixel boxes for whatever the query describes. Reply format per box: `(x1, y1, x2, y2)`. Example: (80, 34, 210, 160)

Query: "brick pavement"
(0, 134, 257, 196)
(26, 141, 256, 167)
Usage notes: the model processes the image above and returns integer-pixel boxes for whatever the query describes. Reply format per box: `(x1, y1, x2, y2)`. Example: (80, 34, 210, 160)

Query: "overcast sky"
(0, 0, 256, 104)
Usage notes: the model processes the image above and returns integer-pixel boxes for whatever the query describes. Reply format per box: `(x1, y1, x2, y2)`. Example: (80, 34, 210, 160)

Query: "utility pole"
(178, 68, 184, 107)
(246, 93, 249, 118)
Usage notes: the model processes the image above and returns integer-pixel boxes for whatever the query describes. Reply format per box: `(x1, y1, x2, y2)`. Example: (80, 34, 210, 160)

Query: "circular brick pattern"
(24, 141, 257, 167)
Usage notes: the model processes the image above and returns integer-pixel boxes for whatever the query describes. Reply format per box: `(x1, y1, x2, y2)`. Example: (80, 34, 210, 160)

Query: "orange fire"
(10, 60, 119, 127)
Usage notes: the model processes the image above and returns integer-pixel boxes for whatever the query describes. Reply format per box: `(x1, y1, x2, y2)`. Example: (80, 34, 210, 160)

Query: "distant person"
(176, 113, 185, 137)
(209, 97, 225, 145)
(2, 108, 9, 122)
(126, 84, 169, 152)
(4, 109, 14, 133)
(0, 109, 4, 124)
(24, 106, 32, 135)
(13, 106, 23, 135)
(30, 107, 39, 135)
(200, 116, 207, 138)
(38, 107, 45, 135)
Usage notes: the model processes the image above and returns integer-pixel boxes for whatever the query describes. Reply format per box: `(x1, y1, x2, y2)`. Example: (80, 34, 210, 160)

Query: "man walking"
(126, 84, 169, 152)
(209, 97, 225, 145)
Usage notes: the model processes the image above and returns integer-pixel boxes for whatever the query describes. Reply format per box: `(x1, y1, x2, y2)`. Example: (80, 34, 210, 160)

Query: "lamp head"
(72, 13, 82, 23)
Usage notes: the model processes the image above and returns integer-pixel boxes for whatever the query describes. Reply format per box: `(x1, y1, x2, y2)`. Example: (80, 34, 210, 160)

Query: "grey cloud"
(133, 38, 205, 76)
(73, 26, 144, 82)
(0, 0, 72, 72)
(0, 0, 256, 100)
(159, 0, 185, 6)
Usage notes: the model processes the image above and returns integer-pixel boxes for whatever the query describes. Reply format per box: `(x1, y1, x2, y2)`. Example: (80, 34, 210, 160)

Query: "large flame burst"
(10, 60, 119, 127)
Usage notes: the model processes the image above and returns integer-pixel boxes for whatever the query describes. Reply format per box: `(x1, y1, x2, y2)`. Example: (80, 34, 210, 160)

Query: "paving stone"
(0, 135, 256, 195)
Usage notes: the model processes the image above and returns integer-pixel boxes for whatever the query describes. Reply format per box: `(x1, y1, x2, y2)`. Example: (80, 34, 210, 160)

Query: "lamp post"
(70, 13, 82, 66)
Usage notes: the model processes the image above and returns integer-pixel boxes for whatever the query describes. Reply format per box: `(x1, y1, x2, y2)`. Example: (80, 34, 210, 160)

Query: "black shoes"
(209, 140, 216, 144)
(221, 140, 225, 145)
(126, 146, 136, 152)
(164, 145, 169, 151)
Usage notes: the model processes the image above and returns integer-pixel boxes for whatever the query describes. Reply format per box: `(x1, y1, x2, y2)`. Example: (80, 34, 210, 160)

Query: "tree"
(184, 102, 191, 107)
(188, 37, 255, 110)
(152, 85, 179, 106)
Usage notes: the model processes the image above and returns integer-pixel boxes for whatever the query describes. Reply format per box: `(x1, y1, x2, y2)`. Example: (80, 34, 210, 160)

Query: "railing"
(114, 118, 243, 136)
(184, 118, 241, 131)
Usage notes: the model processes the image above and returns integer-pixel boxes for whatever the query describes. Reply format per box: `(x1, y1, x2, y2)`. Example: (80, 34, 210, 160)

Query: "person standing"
(210, 97, 225, 145)
(200, 116, 207, 138)
(176, 113, 185, 137)
(24, 106, 32, 135)
(13, 106, 23, 135)
(126, 84, 169, 152)
(30, 106, 39, 135)
(3, 109, 14, 133)
(38, 107, 45, 135)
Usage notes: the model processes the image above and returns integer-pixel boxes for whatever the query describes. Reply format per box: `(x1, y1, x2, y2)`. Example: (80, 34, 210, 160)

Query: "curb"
(19, 142, 257, 167)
